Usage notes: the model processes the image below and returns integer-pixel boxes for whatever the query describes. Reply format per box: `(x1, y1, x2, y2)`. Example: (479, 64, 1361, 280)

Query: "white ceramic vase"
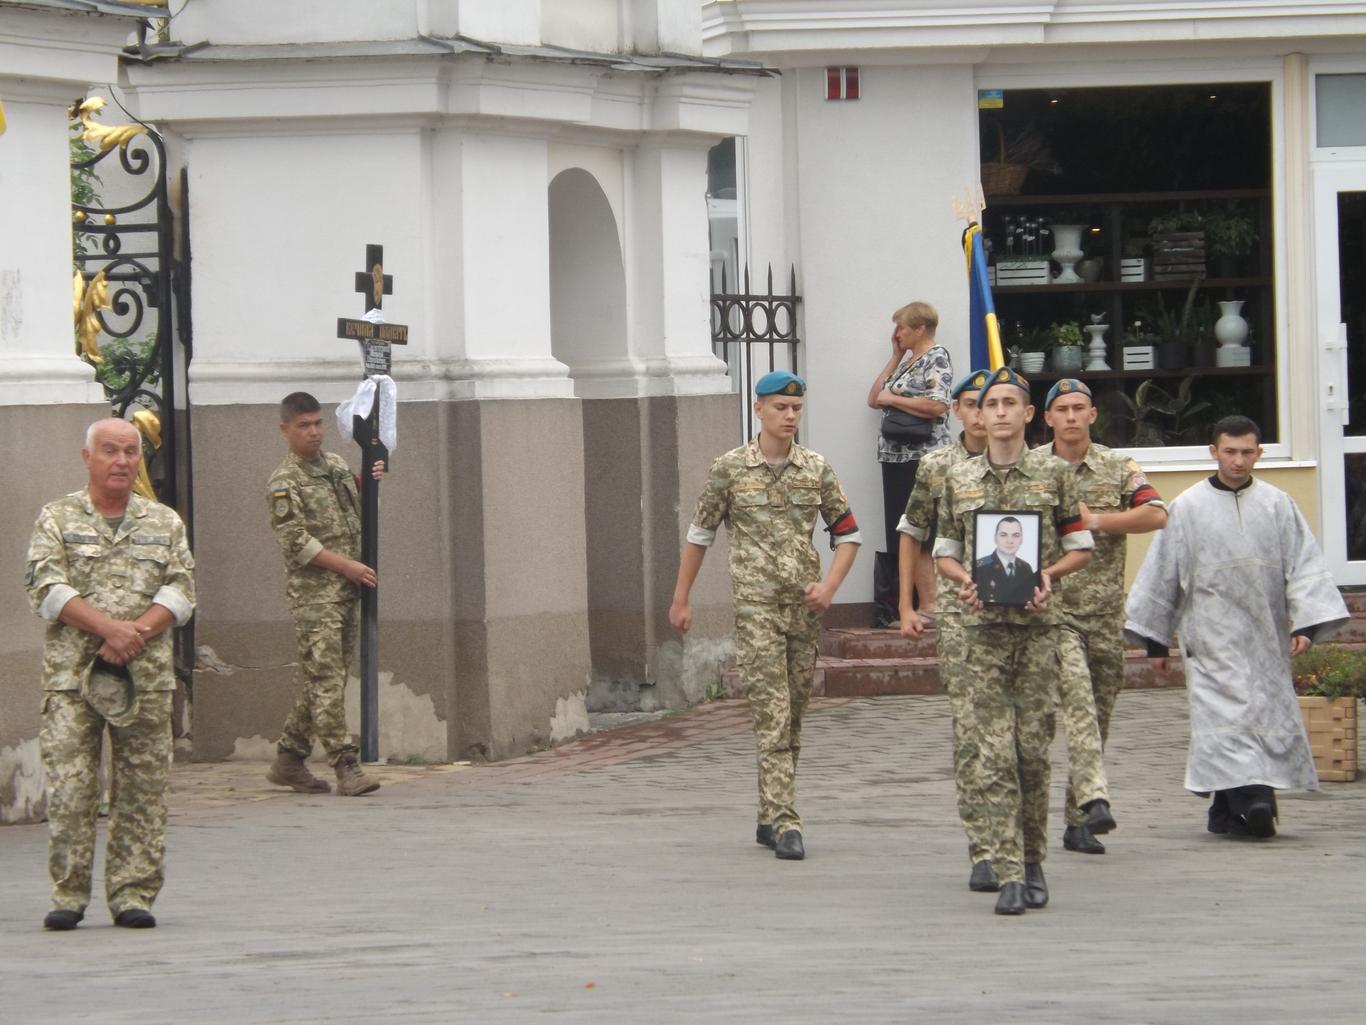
(1214, 300, 1249, 348)
(1084, 324, 1111, 371)
(1050, 224, 1086, 285)
(1019, 352, 1047, 373)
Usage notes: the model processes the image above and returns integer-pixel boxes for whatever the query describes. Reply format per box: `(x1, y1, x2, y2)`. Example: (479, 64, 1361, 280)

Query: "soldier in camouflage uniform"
(895, 369, 997, 891)
(934, 368, 1108, 915)
(27, 418, 196, 930)
(1044, 379, 1166, 855)
(670, 371, 861, 862)
(266, 392, 385, 798)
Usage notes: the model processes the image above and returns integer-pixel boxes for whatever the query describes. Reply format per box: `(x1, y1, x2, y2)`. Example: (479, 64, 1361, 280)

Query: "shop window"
(1317, 75, 1366, 148)
(977, 84, 1276, 451)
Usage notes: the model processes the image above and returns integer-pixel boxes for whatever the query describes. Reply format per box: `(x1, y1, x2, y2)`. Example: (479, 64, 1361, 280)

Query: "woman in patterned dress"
(865, 301, 953, 624)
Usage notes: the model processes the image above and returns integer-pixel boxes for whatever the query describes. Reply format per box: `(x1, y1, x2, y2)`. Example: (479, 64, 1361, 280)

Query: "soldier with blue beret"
(671, 370, 861, 861)
(1044, 377, 1167, 855)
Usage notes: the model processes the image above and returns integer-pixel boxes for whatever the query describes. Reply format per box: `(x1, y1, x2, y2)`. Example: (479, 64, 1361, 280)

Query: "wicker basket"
(981, 124, 1028, 196)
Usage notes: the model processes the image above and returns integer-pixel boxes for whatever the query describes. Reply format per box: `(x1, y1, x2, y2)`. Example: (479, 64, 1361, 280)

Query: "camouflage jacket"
(26, 489, 195, 692)
(691, 438, 858, 604)
(1049, 442, 1165, 615)
(933, 445, 1094, 626)
(897, 434, 980, 617)
(268, 451, 362, 609)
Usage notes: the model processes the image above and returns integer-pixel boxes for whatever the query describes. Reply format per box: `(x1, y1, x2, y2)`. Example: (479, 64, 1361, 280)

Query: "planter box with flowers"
(1292, 644, 1364, 782)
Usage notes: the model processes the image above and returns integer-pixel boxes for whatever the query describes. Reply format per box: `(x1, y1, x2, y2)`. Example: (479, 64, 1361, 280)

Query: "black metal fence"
(710, 264, 802, 442)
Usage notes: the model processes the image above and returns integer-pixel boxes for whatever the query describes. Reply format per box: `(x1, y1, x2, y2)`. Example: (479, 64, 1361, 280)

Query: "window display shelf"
(996, 276, 1270, 294)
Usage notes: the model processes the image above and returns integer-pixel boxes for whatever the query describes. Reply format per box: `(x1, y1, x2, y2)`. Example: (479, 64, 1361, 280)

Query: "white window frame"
(974, 58, 1291, 467)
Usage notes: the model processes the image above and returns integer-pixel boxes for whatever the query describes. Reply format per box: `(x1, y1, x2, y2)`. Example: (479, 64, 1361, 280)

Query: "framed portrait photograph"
(972, 510, 1043, 607)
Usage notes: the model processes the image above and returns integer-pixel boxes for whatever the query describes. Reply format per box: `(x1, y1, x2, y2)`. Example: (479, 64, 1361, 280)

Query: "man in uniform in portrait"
(265, 392, 385, 798)
(974, 516, 1037, 606)
(27, 418, 196, 930)
(1126, 415, 1347, 838)
(669, 371, 861, 862)
(896, 368, 1004, 892)
(1043, 378, 1167, 856)
(934, 368, 1109, 914)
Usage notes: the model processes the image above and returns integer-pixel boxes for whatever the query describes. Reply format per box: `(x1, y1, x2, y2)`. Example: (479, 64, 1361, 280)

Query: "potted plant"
(1204, 204, 1257, 278)
(1292, 644, 1366, 781)
(1101, 376, 1210, 447)
(1017, 326, 1051, 374)
(1051, 321, 1084, 373)
(1148, 277, 1204, 370)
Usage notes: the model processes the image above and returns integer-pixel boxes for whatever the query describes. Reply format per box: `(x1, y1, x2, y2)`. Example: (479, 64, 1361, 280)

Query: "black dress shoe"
(43, 909, 83, 931)
(114, 908, 157, 929)
(1207, 806, 1230, 834)
(774, 829, 805, 860)
(1023, 863, 1049, 908)
(755, 823, 776, 849)
(969, 860, 1000, 892)
(1239, 800, 1278, 838)
(994, 881, 1027, 915)
(1082, 798, 1116, 835)
(1062, 823, 1106, 854)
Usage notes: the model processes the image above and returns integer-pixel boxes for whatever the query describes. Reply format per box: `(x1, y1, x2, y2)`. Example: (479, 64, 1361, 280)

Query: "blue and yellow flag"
(963, 222, 1004, 370)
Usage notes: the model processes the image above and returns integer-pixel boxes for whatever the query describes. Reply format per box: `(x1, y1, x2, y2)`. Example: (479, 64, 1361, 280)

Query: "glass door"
(1315, 166, 1366, 582)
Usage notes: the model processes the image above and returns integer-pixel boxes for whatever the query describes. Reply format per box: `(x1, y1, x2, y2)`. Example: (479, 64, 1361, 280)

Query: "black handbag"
(881, 407, 934, 443)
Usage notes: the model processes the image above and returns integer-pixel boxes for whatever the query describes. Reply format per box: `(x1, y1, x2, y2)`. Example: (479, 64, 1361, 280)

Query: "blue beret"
(1044, 378, 1093, 409)
(952, 369, 991, 400)
(979, 366, 1031, 401)
(755, 371, 806, 397)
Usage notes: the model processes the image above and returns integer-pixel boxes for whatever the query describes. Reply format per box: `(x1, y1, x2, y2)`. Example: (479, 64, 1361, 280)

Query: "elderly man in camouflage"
(670, 371, 861, 861)
(934, 368, 1105, 915)
(265, 392, 385, 798)
(1043, 379, 1167, 856)
(895, 368, 998, 892)
(27, 418, 195, 931)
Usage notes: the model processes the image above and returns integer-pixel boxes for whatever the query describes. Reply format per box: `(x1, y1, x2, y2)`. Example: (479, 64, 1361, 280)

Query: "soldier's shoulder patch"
(271, 487, 292, 519)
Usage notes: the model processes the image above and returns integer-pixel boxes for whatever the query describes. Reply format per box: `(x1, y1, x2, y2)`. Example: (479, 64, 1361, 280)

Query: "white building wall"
(767, 64, 981, 598)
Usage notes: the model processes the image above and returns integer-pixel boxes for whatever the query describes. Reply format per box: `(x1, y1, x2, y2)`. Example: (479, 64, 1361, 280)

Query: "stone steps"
(721, 595, 1366, 700)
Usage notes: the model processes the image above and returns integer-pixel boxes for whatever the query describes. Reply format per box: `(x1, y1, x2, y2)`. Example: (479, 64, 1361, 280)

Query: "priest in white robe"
(1125, 416, 1348, 838)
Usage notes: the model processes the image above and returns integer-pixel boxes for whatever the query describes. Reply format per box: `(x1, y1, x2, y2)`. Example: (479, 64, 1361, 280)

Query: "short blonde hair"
(892, 301, 938, 335)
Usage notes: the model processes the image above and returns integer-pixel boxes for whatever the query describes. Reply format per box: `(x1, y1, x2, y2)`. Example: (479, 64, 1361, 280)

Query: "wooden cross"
(334, 243, 408, 763)
(337, 243, 408, 377)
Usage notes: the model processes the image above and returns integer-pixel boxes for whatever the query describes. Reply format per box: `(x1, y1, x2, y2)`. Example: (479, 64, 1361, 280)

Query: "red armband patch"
(1130, 485, 1161, 506)
(1058, 514, 1086, 535)
(828, 510, 859, 536)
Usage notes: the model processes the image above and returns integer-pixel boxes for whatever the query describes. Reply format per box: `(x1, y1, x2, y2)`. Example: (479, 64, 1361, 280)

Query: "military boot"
(266, 751, 331, 793)
(335, 754, 380, 796)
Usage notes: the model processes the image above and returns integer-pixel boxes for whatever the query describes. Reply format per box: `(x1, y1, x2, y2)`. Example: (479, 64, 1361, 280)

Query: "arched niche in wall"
(548, 167, 633, 398)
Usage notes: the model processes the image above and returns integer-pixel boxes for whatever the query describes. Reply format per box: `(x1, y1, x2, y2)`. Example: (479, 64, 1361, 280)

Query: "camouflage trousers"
(937, 614, 991, 864)
(1063, 613, 1126, 826)
(958, 623, 1058, 884)
(735, 600, 821, 835)
(279, 600, 358, 766)
(40, 690, 173, 914)
(1055, 622, 1109, 823)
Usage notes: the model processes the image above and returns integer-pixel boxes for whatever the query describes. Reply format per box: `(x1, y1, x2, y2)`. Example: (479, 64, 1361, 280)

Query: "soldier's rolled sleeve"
(152, 518, 196, 624)
(933, 537, 964, 561)
(898, 473, 937, 541)
(269, 482, 325, 568)
(26, 510, 78, 622)
(691, 460, 731, 534)
(686, 524, 718, 547)
(934, 480, 964, 561)
(1122, 459, 1166, 510)
(1056, 472, 1095, 552)
(818, 459, 861, 547)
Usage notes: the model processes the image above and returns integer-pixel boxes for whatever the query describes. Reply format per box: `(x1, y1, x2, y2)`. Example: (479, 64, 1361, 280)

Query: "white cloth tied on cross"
(338, 375, 398, 451)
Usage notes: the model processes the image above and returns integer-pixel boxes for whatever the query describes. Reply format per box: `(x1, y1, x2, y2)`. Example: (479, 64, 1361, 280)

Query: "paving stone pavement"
(3, 689, 1366, 1025)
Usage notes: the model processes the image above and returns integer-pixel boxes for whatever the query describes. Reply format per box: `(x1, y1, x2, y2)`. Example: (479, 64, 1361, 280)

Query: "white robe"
(1124, 478, 1349, 793)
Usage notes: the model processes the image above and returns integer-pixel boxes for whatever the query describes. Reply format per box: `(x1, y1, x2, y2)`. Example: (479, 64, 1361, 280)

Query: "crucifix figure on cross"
(336, 243, 407, 762)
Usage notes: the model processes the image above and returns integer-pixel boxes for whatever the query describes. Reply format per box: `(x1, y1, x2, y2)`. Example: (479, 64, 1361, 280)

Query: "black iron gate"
(710, 264, 801, 442)
(70, 97, 193, 671)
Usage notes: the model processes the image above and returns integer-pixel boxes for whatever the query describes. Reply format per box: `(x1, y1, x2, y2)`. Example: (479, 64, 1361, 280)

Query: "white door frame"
(1314, 162, 1366, 582)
